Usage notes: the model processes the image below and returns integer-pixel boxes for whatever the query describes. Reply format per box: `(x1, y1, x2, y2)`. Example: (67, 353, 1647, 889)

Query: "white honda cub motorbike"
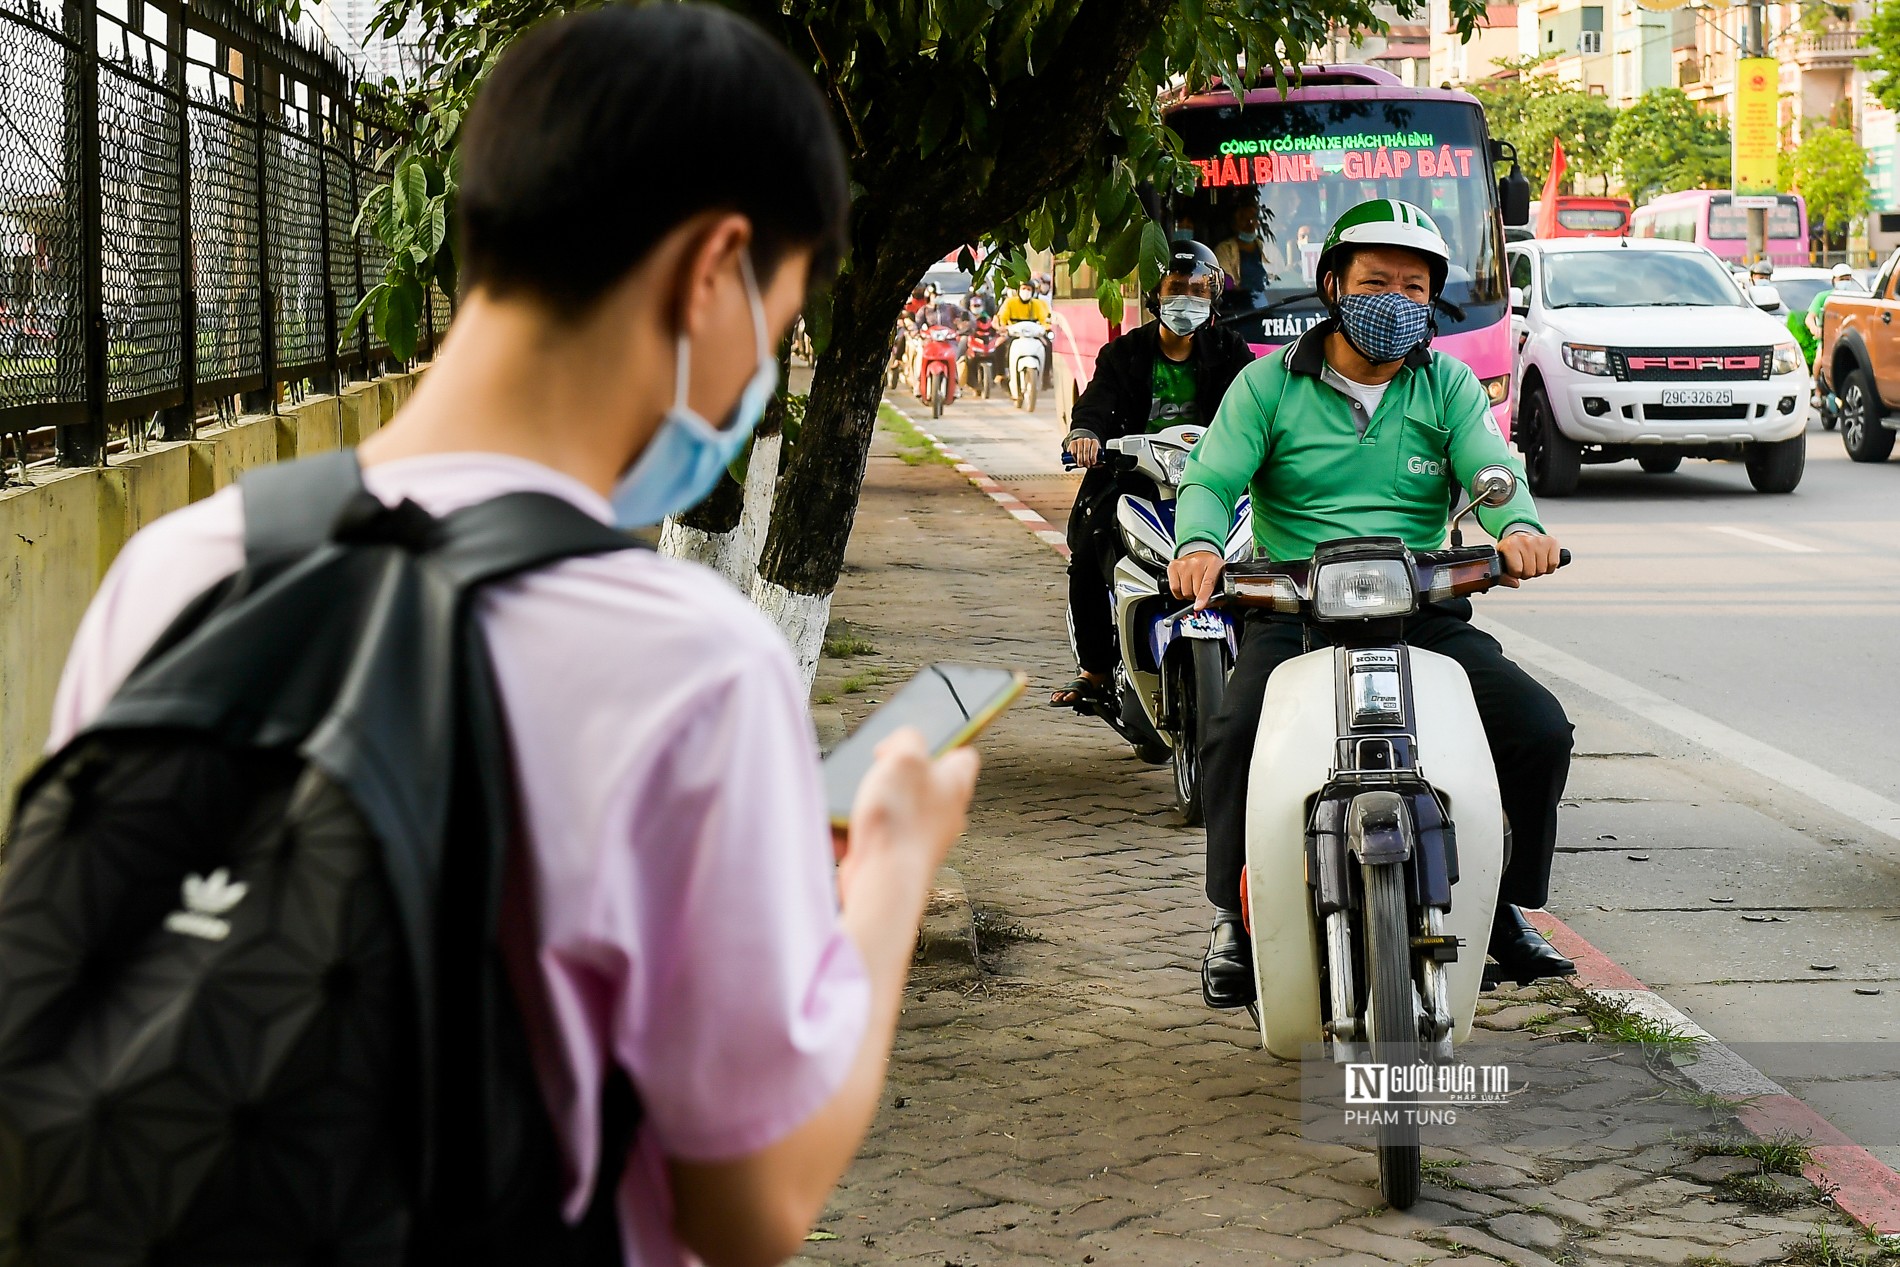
(1006, 320, 1047, 412)
(1222, 466, 1566, 1211)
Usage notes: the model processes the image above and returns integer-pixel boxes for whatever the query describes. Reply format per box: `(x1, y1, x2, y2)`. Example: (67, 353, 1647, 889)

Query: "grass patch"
(823, 631, 878, 659)
(1786, 1227, 1900, 1266)
(1419, 1157, 1477, 1191)
(839, 673, 875, 695)
(877, 403, 953, 466)
(1716, 1172, 1810, 1212)
(971, 908, 1043, 960)
(1689, 1130, 1814, 1175)
(812, 692, 836, 705)
(1563, 988, 1701, 1058)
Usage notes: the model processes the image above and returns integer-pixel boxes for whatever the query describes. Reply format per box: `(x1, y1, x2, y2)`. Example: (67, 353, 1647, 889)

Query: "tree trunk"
(659, 363, 789, 590)
(754, 265, 901, 685)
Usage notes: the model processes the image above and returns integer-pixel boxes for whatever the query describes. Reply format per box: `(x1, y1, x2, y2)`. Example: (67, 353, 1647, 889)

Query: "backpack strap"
(431, 491, 647, 591)
(240, 450, 368, 568)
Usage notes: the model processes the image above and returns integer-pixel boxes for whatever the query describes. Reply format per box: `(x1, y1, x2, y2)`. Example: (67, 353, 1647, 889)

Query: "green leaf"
(1101, 216, 1143, 280)
(1138, 218, 1169, 293)
(918, 91, 956, 158)
(381, 280, 421, 362)
(394, 158, 427, 226)
(1095, 276, 1123, 322)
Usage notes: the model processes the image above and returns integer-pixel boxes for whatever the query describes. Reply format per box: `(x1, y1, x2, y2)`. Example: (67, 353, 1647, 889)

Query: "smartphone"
(822, 663, 1026, 829)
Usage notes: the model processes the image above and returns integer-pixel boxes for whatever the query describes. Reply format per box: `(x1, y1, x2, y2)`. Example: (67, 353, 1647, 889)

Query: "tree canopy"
(1466, 58, 1617, 192)
(1785, 124, 1871, 242)
(1607, 88, 1730, 202)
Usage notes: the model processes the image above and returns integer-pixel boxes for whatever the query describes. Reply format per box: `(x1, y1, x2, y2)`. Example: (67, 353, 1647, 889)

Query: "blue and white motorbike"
(1066, 424, 1254, 824)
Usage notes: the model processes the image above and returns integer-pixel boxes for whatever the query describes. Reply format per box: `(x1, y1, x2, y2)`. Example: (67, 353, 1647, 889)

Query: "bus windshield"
(1707, 195, 1802, 242)
(1167, 98, 1504, 343)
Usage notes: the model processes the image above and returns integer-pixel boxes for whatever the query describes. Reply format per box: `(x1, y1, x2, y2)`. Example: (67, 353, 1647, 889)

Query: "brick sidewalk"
(798, 427, 1875, 1267)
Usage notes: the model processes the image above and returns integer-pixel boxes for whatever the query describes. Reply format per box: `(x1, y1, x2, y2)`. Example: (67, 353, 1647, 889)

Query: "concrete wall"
(0, 371, 423, 807)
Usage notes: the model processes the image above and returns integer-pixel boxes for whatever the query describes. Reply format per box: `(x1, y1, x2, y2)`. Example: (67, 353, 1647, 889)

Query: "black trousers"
(1201, 603, 1573, 914)
(1064, 470, 1152, 676)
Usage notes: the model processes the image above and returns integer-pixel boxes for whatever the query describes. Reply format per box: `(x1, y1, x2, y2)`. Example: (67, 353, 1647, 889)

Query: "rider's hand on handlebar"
(1065, 437, 1101, 469)
(1497, 531, 1563, 587)
(1168, 551, 1226, 612)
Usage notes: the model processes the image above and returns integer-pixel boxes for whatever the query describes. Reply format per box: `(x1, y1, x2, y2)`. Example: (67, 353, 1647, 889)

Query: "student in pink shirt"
(47, 6, 977, 1265)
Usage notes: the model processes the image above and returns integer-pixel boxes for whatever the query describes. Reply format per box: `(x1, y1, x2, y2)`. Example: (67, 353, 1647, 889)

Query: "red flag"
(1536, 138, 1567, 238)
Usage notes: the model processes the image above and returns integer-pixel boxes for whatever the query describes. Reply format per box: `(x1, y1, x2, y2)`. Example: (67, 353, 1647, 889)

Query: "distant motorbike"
(1224, 466, 1569, 1211)
(918, 321, 960, 419)
(968, 320, 1005, 399)
(1007, 320, 1047, 412)
(1064, 424, 1252, 823)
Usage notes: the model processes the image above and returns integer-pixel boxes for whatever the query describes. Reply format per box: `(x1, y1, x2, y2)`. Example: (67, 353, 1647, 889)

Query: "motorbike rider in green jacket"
(1166, 199, 1575, 1009)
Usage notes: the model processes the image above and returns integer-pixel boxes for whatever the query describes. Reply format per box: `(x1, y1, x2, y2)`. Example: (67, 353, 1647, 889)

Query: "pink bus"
(1626, 190, 1809, 266)
(1053, 65, 1519, 436)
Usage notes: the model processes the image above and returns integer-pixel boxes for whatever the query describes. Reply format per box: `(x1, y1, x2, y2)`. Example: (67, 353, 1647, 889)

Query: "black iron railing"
(0, 0, 439, 471)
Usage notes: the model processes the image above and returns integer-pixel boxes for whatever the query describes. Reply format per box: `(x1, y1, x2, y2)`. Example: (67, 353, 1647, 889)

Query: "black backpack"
(0, 452, 641, 1266)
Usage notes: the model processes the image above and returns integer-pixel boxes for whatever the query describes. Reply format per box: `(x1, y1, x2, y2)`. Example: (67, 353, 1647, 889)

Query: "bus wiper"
(1434, 296, 1467, 322)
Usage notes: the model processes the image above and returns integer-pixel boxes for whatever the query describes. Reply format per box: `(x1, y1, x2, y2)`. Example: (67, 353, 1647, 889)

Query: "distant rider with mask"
(1166, 201, 1576, 1008)
(1051, 241, 1255, 709)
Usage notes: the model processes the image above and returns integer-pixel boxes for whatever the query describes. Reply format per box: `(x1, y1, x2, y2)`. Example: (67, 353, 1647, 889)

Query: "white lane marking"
(1708, 525, 1821, 553)
(1482, 617, 1900, 841)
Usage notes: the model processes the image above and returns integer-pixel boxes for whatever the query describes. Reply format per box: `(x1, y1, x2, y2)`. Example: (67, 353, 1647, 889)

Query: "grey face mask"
(1159, 296, 1212, 336)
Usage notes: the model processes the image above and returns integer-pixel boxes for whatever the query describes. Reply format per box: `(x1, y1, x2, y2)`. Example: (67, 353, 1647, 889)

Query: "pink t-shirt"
(47, 452, 870, 1267)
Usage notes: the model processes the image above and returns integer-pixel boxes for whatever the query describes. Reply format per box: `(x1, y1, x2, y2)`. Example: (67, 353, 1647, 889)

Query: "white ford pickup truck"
(1505, 237, 1810, 495)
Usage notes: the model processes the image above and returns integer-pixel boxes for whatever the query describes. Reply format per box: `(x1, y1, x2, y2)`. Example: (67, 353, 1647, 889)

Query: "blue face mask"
(1170, 228, 1196, 243)
(1236, 230, 1259, 244)
(611, 253, 778, 528)
(1335, 290, 1432, 365)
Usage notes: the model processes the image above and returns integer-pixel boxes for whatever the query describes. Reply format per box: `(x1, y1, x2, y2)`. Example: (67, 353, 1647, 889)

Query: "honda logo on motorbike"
(1625, 354, 1762, 372)
(1406, 456, 1445, 476)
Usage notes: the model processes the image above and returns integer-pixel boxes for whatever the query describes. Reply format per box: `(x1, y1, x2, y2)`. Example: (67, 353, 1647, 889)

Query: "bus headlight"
(1313, 558, 1418, 620)
(1481, 374, 1511, 404)
(1771, 343, 1804, 376)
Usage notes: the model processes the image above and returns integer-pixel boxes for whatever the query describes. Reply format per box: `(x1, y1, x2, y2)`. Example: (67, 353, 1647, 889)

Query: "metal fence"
(0, 0, 443, 471)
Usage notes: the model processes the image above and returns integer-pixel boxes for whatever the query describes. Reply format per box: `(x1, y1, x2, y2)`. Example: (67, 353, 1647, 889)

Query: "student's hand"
(1066, 437, 1101, 468)
(838, 729, 978, 903)
(1497, 531, 1562, 587)
(1168, 551, 1226, 611)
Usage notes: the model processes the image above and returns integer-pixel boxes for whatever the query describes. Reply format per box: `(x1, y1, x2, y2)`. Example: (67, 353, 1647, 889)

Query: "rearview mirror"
(1470, 465, 1517, 507)
(1498, 168, 1532, 227)
(1509, 285, 1527, 315)
(1750, 284, 1782, 311)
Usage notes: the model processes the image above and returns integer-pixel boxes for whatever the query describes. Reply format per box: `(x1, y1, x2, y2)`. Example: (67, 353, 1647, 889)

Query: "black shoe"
(1202, 911, 1255, 1009)
(1483, 905, 1575, 989)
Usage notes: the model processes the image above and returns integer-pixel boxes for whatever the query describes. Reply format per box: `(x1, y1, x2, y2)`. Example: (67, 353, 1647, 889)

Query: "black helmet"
(1150, 240, 1223, 309)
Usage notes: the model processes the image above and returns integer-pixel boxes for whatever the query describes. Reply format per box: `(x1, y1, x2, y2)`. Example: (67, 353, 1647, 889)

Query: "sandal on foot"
(1050, 676, 1110, 710)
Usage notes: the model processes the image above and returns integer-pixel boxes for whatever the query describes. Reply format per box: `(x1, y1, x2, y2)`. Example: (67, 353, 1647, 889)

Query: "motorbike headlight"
(1772, 343, 1804, 376)
(1560, 343, 1612, 376)
(1313, 558, 1417, 620)
(1120, 525, 1170, 573)
(1155, 446, 1190, 487)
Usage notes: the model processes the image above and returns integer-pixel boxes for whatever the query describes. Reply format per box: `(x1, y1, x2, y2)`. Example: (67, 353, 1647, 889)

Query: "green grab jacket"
(1174, 320, 1543, 563)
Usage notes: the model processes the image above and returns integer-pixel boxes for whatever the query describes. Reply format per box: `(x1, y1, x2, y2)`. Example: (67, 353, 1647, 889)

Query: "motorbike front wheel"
(1363, 860, 1422, 1210)
(1020, 371, 1038, 413)
(1170, 640, 1228, 826)
(930, 372, 946, 419)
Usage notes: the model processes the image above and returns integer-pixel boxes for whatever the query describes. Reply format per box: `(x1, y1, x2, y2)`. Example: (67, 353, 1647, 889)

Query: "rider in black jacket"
(1052, 242, 1256, 708)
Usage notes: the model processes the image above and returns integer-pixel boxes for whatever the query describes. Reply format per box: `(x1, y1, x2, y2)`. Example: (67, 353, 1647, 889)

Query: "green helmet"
(1316, 199, 1451, 298)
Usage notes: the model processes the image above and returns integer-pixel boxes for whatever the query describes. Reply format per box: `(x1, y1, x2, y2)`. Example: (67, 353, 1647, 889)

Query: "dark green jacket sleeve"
(1434, 354, 1543, 538)
(1174, 354, 1280, 555)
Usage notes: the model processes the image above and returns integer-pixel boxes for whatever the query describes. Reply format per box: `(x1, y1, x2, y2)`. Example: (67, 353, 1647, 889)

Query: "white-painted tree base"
(753, 578, 832, 690)
(658, 432, 783, 596)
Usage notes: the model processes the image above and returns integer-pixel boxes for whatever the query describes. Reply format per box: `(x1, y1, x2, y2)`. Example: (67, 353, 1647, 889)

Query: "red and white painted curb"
(1533, 913, 1900, 1236)
(898, 396, 1900, 1239)
(912, 425, 1072, 560)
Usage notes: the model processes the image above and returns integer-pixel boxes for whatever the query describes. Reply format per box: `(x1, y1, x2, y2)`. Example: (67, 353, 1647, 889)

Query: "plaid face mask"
(1336, 290, 1431, 364)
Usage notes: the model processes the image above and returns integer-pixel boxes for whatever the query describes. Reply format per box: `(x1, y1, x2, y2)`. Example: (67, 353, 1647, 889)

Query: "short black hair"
(457, 3, 849, 312)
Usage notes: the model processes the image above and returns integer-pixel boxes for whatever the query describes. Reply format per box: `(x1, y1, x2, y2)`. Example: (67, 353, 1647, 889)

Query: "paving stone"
(1549, 1163, 1645, 1203)
(1484, 1212, 1566, 1251)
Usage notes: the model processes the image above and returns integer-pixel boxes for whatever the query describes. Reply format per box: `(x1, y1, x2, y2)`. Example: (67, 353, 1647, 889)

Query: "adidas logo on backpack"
(162, 868, 249, 941)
